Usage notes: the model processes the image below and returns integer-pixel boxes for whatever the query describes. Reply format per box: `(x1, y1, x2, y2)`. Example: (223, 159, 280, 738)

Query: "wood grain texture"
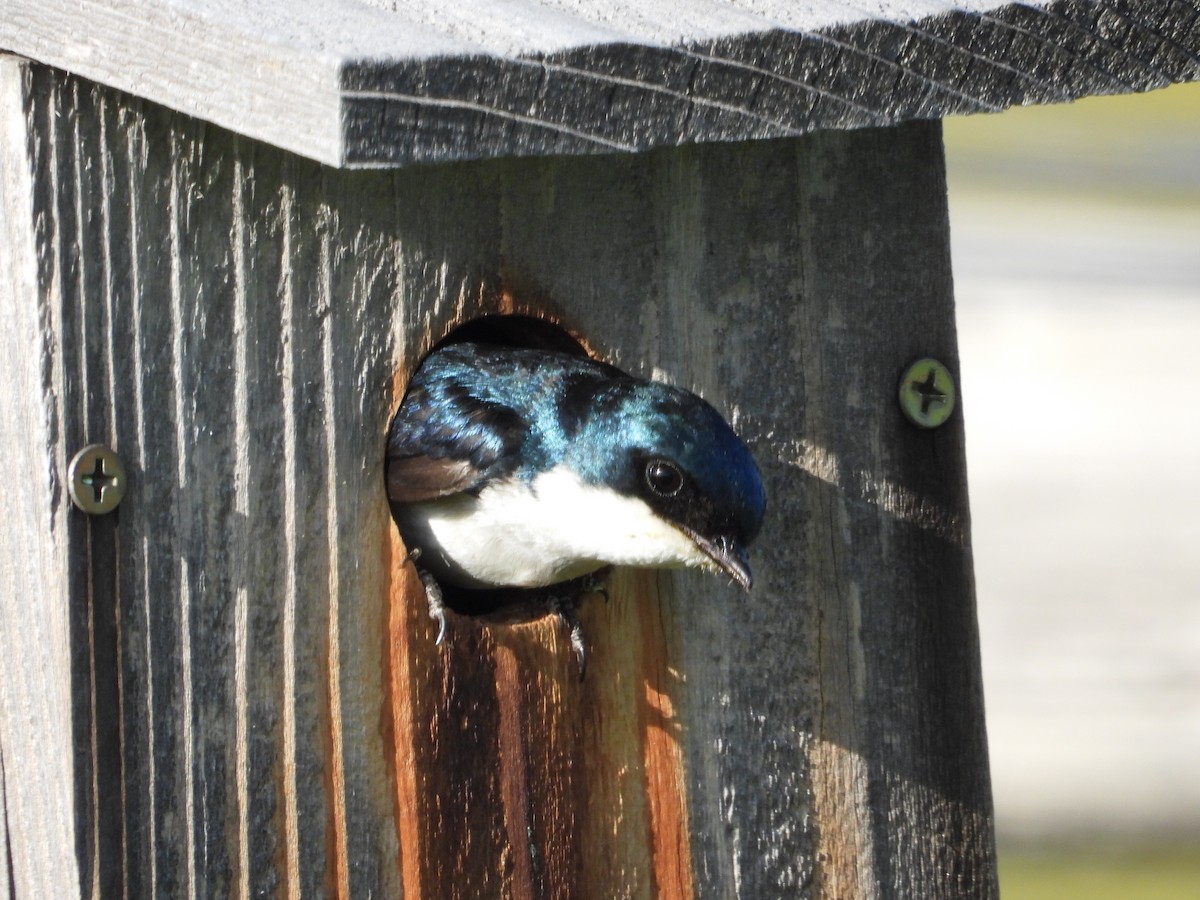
(2, 1, 1198, 167)
(0, 57, 83, 900)
(2, 59, 995, 897)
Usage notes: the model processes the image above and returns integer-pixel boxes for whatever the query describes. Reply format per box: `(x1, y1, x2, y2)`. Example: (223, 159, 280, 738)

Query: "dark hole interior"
(430, 314, 588, 357)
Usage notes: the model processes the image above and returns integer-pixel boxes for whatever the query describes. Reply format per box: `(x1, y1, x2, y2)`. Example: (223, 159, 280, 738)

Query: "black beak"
(688, 532, 753, 591)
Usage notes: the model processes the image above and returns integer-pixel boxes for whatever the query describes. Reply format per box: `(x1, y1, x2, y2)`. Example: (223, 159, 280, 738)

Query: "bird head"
(559, 373, 767, 589)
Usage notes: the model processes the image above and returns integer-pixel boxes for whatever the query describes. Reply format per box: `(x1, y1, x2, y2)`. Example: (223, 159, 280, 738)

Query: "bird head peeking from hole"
(386, 340, 766, 673)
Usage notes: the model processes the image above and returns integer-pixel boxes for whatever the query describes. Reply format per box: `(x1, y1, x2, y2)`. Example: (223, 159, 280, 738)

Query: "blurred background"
(943, 82, 1200, 897)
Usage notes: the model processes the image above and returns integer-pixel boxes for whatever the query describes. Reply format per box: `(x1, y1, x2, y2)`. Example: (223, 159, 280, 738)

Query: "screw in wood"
(898, 358, 956, 428)
(67, 444, 127, 514)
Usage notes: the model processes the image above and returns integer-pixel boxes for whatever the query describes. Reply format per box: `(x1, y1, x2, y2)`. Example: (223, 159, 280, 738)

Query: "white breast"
(395, 465, 708, 588)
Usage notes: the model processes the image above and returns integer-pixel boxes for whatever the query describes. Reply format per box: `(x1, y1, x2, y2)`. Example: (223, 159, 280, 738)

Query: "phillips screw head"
(68, 444, 127, 514)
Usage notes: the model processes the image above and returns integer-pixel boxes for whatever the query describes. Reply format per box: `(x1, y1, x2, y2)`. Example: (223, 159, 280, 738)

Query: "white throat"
(396, 465, 709, 589)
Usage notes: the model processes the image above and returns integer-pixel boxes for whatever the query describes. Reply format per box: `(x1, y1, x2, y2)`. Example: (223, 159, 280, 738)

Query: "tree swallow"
(386, 340, 766, 666)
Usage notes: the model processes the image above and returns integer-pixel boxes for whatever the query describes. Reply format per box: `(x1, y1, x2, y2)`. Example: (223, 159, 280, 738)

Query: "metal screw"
(898, 358, 956, 428)
(68, 444, 127, 514)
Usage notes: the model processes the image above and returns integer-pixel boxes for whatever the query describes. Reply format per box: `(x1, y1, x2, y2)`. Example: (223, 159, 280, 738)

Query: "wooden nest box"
(2, 1, 1195, 897)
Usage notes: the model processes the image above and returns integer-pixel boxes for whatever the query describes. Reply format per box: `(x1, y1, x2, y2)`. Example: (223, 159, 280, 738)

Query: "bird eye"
(644, 459, 684, 497)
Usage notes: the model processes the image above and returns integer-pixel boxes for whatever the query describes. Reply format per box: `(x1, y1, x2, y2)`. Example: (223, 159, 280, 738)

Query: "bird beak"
(688, 532, 753, 591)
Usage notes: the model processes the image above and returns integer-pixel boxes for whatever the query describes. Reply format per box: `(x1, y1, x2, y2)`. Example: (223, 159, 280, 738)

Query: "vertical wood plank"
(0, 56, 83, 900)
(101, 79, 148, 900)
(233, 143, 289, 900)
(135, 87, 192, 900)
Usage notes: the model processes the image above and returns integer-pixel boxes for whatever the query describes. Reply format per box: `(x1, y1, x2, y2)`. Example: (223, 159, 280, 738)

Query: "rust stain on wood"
(494, 617, 590, 898)
(636, 572, 695, 900)
(574, 570, 698, 899)
(576, 585, 651, 895)
(385, 526, 427, 900)
(423, 615, 513, 897)
(383, 556, 701, 897)
(322, 604, 351, 900)
(493, 645, 537, 899)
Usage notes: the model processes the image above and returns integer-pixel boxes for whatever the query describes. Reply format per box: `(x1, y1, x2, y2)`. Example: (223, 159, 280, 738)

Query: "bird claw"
(551, 594, 587, 679)
(417, 566, 448, 646)
(405, 545, 448, 645)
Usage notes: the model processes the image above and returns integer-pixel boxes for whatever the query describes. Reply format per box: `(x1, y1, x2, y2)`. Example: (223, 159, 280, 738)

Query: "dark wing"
(385, 455, 481, 504)
(386, 375, 528, 504)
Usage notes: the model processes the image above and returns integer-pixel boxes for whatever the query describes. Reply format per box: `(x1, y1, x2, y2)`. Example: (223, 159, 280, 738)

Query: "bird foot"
(550, 593, 587, 679)
(551, 570, 615, 677)
(406, 548, 447, 645)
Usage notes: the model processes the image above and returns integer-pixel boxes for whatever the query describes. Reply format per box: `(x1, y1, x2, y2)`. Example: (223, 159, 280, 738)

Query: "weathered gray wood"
(500, 121, 993, 898)
(2, 0, 1198, 167)
(0, 57, 84, 900)
(1, 57, 994, 897)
